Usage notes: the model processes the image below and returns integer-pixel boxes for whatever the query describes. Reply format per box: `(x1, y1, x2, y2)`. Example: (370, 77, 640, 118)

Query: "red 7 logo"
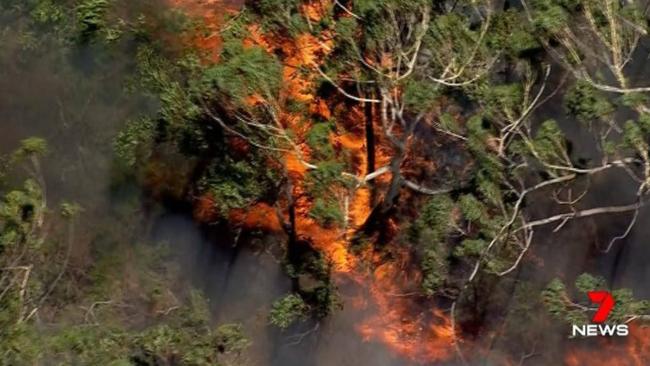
(587, 291, 615, 324)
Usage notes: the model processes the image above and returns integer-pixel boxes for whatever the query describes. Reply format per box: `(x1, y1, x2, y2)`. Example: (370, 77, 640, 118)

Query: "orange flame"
(565, 325, 650, 366)
(171, 1, 457, 363)
(355, 250, 456, 363)
(166, 0, 240, 61)
(229, 202, 282, 232)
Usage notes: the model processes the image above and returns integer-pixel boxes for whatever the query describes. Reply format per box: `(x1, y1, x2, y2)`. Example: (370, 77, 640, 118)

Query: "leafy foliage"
(532, 119, 568, 166)
(12, 137, 47, 162)
(408, 195, 455, 295)
(199, 42, 282, 104)
(309, 197, 344, 227)
(269, 294, 309, 329)
(543, 274, 650, 325)
(6, 1, 650, 363)
(199, 156, 277, 215)
(306, 122, 335, 161)
(403, 78, 441, 112)
(75, 0, 112, 42)
(33, 293, 249, 365)
(305, 161, 350, 197)
(564, 81, 614, 122)
(113, 117, 156, 169)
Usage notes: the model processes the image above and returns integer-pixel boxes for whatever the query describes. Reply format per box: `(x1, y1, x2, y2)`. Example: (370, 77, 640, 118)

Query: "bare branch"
(404, 180, 453, 195)
(600, 208, 638, 253)
(334, 0, 361, 20)
(520, 201, 644, 231)
(315, 66, 381, 103)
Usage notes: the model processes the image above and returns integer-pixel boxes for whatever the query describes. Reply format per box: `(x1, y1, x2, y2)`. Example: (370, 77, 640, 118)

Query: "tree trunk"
(380, 147, 405, 214)
(286, 179, 298, 252)
(364, 91, 376, 207)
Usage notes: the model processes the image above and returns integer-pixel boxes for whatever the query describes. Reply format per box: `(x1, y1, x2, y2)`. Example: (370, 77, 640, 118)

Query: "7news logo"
(571, 291, 629, 337)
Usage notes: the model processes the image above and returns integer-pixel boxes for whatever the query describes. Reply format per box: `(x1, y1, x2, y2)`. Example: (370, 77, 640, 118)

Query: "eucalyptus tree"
(108, 0, 650, 356)
(320, 0, 499, 213)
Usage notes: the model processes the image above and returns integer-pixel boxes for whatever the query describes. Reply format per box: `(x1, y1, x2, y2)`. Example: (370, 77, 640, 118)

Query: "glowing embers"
(565, 325, 650, 366)
(354, 250, 456, 363)
(229, 202, 282, 232)
(166, 0, 239, 61)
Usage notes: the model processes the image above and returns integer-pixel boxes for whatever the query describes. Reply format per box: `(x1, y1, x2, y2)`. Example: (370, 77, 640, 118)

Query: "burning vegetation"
(160, 0, 650, 364)
(565, 326, 650, 366)
(4, 0, 650, 365)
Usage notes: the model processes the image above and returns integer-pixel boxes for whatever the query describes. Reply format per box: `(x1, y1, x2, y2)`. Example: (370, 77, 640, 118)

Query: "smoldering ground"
(153, 213, 424, 366)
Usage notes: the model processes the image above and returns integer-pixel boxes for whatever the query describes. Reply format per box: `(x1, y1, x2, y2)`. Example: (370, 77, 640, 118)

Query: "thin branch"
(497, 229, 534, 277)
(404, 180, 453, 195)
(600, 207, 638, 253)
(451, 302, 468, 366)
(28, 215, 76, 321)
(520, 201, 645, 231)
(315, 66, 381, 103)
(334, 0, 361, 19)
(285, 323, 320, 346)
